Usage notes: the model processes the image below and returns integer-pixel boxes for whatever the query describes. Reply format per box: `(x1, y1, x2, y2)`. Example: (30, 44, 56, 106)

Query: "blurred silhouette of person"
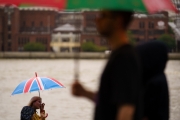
(136, 41, 169, 120)
(21, 96, 48, 120)
(71, 10, 143, 120)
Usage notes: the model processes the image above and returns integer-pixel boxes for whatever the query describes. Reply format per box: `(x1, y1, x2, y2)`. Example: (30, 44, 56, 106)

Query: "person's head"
(136, 41, 168, 83)
(96, 10, 134, 38)
(28, 96, 42, 109)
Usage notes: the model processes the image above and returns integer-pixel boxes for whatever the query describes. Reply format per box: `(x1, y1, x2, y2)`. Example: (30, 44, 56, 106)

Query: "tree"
(81, 41, 107, 52)
(157, 34, 176, 52)
(127, 31, 136, 45)
(24, 42, 46, 51)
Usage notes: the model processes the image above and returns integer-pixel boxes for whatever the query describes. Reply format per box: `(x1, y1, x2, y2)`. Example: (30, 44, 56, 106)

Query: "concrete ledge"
(0, 52, 110, 59)
(0, 52, 180, 60)
(2, 52, 30, 58)
(0, 52, 4, 58)
(168, 53, 180, 60)
(54, 52, 76, 58)
(29, 52, 52, 58)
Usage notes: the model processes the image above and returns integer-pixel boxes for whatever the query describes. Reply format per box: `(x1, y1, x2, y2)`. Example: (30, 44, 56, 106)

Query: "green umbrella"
(67, 0, 147, 12)
(67, 0, 178, 13)
(1, 0, 178, 13)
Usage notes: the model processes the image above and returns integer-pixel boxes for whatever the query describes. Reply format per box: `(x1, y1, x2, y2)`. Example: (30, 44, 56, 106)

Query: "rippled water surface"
(0, 59, 179, 120)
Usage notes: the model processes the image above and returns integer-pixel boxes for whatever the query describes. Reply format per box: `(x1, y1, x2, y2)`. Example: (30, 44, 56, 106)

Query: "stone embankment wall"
(0, 52, 180, 60)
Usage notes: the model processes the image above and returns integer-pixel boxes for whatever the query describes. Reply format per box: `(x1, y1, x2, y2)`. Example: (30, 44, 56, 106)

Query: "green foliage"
(97, 46, 107, 52)
(81, 41, 107, 52)
(81, 42, 96, 52)
(169, 18, 174, 22)
(157, 34, 176, 51)
(127, 31, 136, 45)
(24, 42, 46, 51)
(168, 26, 174, 35)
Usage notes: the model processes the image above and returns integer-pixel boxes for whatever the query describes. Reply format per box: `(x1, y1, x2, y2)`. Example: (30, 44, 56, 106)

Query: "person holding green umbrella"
(71, 9, 143, 120)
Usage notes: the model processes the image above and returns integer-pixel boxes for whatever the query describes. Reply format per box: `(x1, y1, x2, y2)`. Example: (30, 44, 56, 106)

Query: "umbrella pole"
(74, 48, 80, 80)
(35, 72, 41, 97)
(38, 90, 40, 97)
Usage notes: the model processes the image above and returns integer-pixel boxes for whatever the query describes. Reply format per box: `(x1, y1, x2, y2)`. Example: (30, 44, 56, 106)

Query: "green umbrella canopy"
(67, 0, 147, 12)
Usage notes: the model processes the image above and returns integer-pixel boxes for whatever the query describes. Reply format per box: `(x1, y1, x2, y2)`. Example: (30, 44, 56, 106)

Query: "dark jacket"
(21, 106, 35, 120)
(136, 41, 169, 120)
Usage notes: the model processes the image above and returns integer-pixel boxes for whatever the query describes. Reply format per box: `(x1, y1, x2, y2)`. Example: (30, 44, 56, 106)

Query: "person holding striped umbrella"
(21, 96, 48, 120)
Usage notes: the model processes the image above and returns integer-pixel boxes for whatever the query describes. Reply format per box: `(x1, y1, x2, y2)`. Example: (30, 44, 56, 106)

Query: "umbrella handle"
(35, 72, 37, 77)
(74, 52, 79, 81)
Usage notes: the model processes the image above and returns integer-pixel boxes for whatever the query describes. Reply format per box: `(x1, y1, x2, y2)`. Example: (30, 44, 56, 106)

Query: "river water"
(0, 59, 180, 120)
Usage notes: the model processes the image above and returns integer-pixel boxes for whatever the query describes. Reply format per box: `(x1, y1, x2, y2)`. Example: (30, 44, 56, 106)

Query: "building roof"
(54, 24, 81, 32)
(58, 11, 82, 14)
(19, 6, 58, 11)
(0, 4, 17, 8)
(134, 13, 166, 18)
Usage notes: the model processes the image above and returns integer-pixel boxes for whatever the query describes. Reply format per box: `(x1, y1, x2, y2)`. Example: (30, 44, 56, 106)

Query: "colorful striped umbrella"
(0, 0, 178, 14)
(11, 72, 65, 96)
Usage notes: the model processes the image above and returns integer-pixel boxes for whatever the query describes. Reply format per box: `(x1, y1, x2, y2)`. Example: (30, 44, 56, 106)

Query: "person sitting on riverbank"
(21, 96, 48, 120)
(136, 41, 169, 120)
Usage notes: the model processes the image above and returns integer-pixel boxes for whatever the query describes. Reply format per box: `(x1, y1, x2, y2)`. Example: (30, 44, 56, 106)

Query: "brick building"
(53, 10, 108, 52)
(81, 11, 170, 48)
(17, 7, 58, 51)
(169, 0, 180, 52)
(0, 5, 58, 52)
(57, 11, 83, 29)
(0, 6, 174, 52)
(130, 12, 169, 43)
(81, 11, 108, 48)
(0, 5, 19, 51)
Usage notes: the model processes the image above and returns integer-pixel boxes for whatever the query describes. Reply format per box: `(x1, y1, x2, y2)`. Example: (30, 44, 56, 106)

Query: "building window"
(86, 39, 94, 43)
(62, 38, 70, 42)
(18, 38, 21, 45)
(60, 47, 70, 52)
(36, 38, 47, 44)
(36, 38, 38, 42)
(44, 38, 47, 44)
(8, 48, 11, 51)
(32, 21, 34, 27)
(86, 22, 96, 27)
(148, 30, 154, 35)
(8, 25, 11, 31)
(101, 39, 107, 46)
(139, 22, 145, 28)
(8, 42, 11, 47)
(25, 38, 29, 44)
(23, 21, 26, 26)
(40, 21, 43, 27)
(155, 30, 165, 35)
(53, 39, 58, 42)
(139, 30, 145, 35)
(18, 47, 24, 51)
(149, 22, 154, 29)
(74, 37, 79, 42)
(131, 30, 139, 34)
(86, 15, 96, 20)
(8, 34, 11, 39)
(72, 47, 80, 52)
